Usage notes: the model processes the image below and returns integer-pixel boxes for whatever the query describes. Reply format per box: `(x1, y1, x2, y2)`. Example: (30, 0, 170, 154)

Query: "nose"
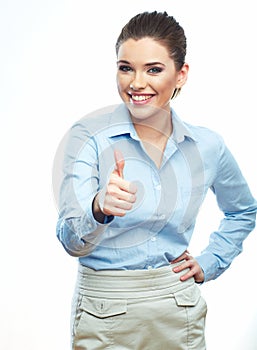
(130, 72, 147, 90)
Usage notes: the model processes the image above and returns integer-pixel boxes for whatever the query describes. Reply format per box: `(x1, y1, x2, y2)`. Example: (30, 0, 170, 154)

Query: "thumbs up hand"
(93, 150, 137, 221)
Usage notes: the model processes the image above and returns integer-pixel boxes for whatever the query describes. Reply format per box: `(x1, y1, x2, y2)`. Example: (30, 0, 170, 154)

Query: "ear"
(176, 63, 189, 89)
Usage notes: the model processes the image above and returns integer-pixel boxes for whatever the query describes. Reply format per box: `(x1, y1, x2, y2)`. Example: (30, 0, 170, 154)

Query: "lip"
(128, 92, 155, 105)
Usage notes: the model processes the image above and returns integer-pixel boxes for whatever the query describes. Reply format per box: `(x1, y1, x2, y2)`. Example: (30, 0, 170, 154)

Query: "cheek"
(162, 76, 176, 88)
(116, 78, 123, 95)
(157, 79, 176, 98)
(152, 74, 176, 88)
(116, 76, 129, 100)
(116, 74, 129, 90)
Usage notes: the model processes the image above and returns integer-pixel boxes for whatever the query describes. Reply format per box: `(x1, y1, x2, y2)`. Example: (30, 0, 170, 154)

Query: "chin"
(126, 102, 169, 121)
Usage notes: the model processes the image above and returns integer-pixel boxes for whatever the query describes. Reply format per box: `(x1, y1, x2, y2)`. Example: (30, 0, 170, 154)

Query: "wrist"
(92, 193, 105, 223)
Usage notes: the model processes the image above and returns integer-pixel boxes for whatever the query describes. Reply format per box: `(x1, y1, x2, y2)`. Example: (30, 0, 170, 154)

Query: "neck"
(134, 116, 172, 169)
(132, 109, 173, 142)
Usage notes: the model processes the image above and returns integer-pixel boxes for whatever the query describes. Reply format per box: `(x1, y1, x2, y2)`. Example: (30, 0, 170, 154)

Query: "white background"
(1, 0, 257, 349)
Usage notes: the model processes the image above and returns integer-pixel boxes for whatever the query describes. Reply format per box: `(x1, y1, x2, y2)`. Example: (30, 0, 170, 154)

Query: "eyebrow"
(145, 62, 166, 67)
(117, 60, 166, 67)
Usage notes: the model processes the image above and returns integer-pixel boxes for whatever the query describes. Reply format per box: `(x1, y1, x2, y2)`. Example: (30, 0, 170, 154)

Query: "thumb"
(113, 149, 125, 178)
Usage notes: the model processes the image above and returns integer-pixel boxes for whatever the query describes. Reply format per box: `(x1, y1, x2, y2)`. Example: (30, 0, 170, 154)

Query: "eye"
(118, 65, 133, 72)
(148, 67, 163, 74)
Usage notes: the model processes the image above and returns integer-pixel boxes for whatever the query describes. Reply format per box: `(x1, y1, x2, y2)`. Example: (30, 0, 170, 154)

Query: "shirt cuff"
(78, 201, 114, 239)
(195, 252, 219, 282)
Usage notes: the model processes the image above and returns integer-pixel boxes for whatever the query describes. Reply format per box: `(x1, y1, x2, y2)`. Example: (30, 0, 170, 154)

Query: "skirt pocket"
(74, 296, 128, 345)
(173, 283, 201, 306)
(173, 284, 207, 349)
(80, 296, 127, 318)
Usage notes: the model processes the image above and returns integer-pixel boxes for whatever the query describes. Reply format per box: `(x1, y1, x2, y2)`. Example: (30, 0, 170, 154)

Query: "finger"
(172, 260, 190, 273)
(114, 149, 125, 178)
(103, 197, 135, 216)
(179, 261, 201, 281)
(172, 261, 194, 280)
(184, 251, 192, 260)
(114, 198, 134, 211)
(109, 174, 137, 195)
(172, 259, 203, 282)
(103, 206, 127, 217)
(107, 184, 137, 203)
(180, 269, 196, 281)
(170, 250, 190, 264)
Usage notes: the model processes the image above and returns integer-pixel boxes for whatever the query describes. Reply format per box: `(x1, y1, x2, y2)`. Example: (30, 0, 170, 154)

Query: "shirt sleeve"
(55, 120, 113, 257)
(195, 135, 257, 282)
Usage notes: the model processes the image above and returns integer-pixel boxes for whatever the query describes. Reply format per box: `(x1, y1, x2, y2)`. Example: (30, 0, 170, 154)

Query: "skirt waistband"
(76, 262, 194, 299)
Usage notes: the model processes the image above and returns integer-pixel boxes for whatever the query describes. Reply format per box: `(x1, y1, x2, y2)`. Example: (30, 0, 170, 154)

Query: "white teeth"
(131, 95, 152, 101)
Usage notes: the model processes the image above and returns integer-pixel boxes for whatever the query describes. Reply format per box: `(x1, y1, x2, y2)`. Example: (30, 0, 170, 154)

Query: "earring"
(171, 88, 180, 100)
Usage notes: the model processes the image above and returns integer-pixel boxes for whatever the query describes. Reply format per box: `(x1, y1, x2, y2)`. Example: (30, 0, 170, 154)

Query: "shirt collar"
(171, 108, 197, 143)
(107, 103, 137, 139)
(107, 103, 197, 143)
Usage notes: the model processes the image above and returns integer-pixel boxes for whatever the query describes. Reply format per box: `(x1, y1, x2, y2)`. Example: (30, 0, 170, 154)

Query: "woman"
(55, 11, 257, 349)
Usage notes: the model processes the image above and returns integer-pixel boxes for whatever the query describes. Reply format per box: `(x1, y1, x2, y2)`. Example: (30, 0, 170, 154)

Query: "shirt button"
(160, 214, 165, 219)
(151, 237, 156, 242)
(155, 184, 161, 190)
(147, 265, 153, 270)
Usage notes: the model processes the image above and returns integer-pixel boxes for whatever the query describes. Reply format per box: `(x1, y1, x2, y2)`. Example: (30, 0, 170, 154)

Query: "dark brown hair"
(115, 11, 187, 71)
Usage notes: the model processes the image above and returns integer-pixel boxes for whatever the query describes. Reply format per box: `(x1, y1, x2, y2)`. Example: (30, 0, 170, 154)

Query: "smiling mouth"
(129, 94, 154, 102)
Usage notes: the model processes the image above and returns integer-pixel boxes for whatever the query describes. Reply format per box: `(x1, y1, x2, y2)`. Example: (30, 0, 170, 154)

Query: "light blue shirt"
(56, 103, 257, 282)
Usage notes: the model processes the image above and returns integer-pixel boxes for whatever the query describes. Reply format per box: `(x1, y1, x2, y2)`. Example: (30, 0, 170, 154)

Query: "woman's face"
(116, 37, 188, 117)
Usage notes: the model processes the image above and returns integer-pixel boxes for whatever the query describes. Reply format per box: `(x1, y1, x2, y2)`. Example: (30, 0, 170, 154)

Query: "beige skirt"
(71, 262, 207, 350)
